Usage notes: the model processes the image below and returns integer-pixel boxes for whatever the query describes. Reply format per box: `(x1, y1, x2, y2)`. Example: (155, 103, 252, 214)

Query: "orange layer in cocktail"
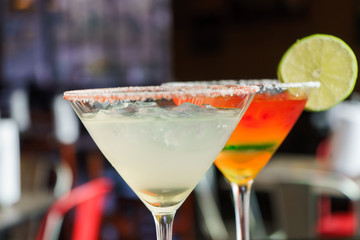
(214, 91, 307, 185)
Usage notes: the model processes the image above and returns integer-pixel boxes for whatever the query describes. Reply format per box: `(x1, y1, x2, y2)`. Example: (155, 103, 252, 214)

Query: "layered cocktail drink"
(215, 81, 310, 184)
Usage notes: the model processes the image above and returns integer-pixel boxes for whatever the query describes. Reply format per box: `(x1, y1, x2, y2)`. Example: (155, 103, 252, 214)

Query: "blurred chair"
(315, 139, 358, 238)
(195, 166, 267, 239)
(36, 177, 113, 240)
(254, 154, 360, 239)
(195, 166, 229, 240)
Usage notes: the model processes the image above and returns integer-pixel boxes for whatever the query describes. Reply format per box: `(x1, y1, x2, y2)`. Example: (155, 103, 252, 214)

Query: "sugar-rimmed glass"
(162, 80, 320, 240)
(63, 85, 258, 240)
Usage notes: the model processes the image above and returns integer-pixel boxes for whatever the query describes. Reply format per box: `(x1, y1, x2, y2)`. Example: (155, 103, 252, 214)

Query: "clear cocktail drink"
(81, 104, 242, 213)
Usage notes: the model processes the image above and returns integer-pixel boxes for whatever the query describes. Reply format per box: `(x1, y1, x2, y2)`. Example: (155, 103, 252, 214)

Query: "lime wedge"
(278, 34, 358, 111)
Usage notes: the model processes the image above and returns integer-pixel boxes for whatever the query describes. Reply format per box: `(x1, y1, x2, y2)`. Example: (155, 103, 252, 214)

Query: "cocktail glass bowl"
(162, 80, 320, 240)
(64, 85, 258, 240)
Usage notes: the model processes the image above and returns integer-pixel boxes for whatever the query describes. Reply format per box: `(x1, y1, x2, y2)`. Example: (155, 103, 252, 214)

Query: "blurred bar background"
(0, 0, 360, 239)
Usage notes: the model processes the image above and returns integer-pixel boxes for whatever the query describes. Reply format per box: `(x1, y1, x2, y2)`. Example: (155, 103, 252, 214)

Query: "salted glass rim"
(63, 85, 259, 102)
(162, 79, 321, 90)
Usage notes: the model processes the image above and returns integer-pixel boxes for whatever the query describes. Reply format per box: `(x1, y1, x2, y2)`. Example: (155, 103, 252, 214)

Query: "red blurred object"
(315, 138, 332, 164)
(315, 139, 358, 238)
(316, 196, 358, 238)
(36, 177, 113, 240)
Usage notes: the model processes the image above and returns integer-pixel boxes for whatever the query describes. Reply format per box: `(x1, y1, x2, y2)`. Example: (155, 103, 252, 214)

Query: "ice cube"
(131, 101, 169, 116)
(94, 101, 110, 110)
(202, 104, 217, 111)
(134, 101, 158, 108)
(138, 104, 167, 115)
(172, 102, 206, 113)
(96, 102, 138, 117)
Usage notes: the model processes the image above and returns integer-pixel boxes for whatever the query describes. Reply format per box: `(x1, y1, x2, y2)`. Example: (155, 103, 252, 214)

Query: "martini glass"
(162, 80, 320, 240)
(63, 85, 258, 240)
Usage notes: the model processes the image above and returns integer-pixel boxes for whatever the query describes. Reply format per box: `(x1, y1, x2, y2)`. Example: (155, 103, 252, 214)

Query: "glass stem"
(152, 212, 176, 240)
(231, 180, 253, 240)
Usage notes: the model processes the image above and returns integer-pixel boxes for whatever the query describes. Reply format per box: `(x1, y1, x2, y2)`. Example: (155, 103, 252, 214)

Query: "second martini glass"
(63, 85, 257, 240)
(163, 80, 320, 240)
(215, 80, 319, 240)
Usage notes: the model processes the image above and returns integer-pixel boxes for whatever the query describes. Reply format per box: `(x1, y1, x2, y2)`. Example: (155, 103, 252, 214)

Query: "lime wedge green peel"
(278, 34, 358, 111)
